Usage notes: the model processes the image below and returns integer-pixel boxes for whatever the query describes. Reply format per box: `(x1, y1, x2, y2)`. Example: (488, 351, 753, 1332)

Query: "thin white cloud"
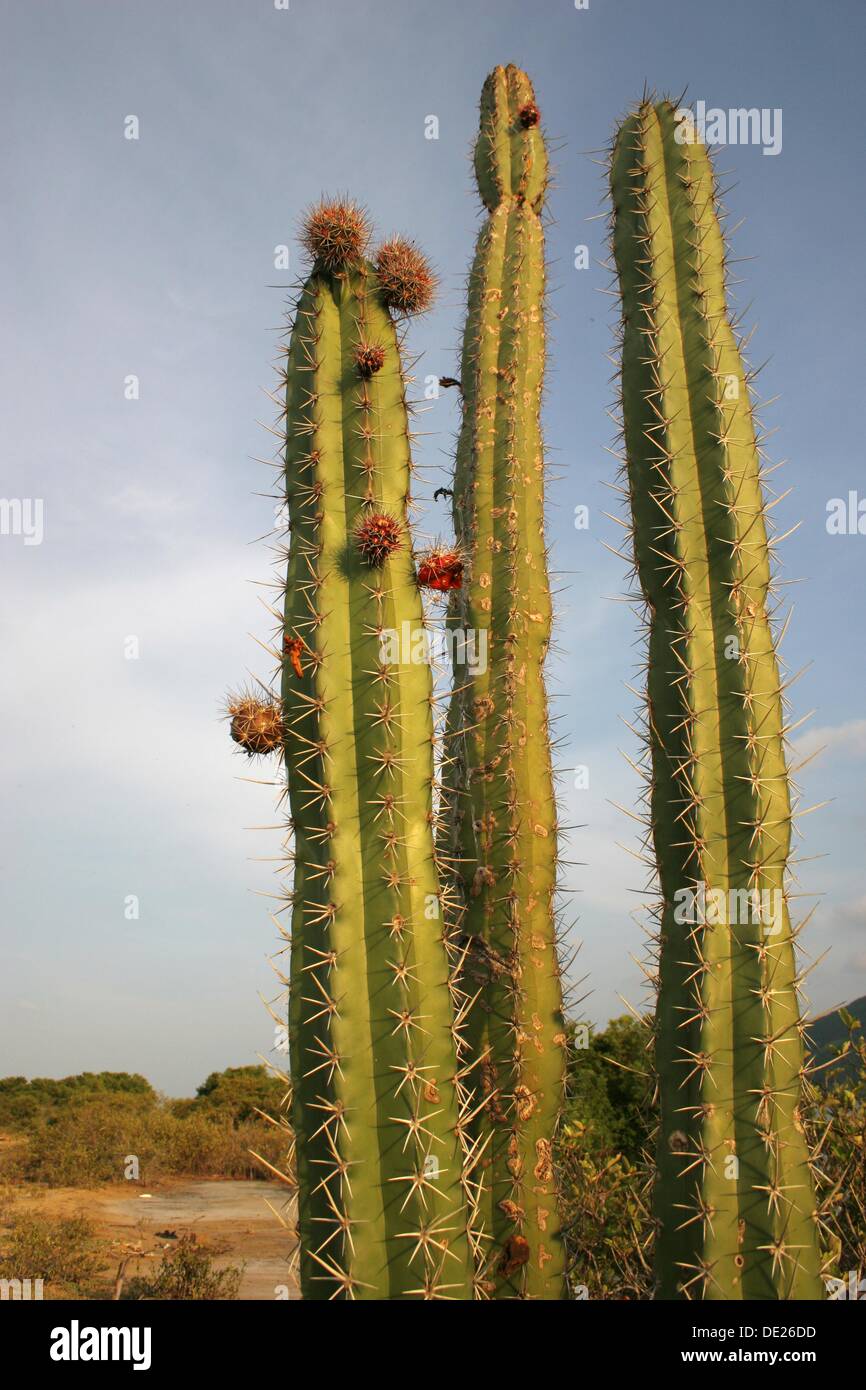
(793, 719, 866, 766)
(106, 483, 190, 520)
(837, 895, 866, 925)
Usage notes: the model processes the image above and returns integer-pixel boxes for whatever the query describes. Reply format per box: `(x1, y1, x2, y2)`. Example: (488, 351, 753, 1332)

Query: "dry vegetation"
(2, 1028, 863, 1301)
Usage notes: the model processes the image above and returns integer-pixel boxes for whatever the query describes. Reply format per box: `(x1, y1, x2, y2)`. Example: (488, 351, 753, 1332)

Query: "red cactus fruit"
(417, 548, 464, 592)
(355, 511, 402, 567)
(354, 342, 386, 378)
(301, 197, 370, 272)
(375, 237, 437, 316)
(518, 101, 540, 129)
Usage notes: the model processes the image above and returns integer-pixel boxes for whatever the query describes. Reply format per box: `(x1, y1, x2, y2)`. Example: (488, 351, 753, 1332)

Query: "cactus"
(442, 67, 567, 1299)
(260, 198, 473, 1299)
(609, 99, 823, 1299)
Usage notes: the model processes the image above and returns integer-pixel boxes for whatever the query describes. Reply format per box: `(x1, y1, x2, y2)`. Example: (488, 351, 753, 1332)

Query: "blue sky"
(2, 0, 864, 1093)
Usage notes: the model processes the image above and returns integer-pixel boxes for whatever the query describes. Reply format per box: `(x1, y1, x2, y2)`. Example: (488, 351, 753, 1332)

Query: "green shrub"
(557, 1125, 652, 1300)
(121, 1235, 242, 1301)
(564, 1016, 651, 1164)
(3, 1095, 290, 1188)
(187, 1067, 287, 1126)
(0, 1065, 292, 1188)
(557, 1016, 654, 1299)
(0, 1210, 102, 1298)
(0, 1073, 155, 1133)
(808, 1013, 866, 1286)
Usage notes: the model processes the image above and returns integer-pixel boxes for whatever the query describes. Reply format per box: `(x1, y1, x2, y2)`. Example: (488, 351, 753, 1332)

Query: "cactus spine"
(444, 67, 567, 1298)
(277, 201, 472, 1299)
(609, 100, 822, 1299)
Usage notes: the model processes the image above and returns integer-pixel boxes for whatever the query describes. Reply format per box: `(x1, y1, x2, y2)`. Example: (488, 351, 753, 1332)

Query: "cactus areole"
(280, 200, 473, 1299)
(610, 100, 822, 1300)
(444, 66, 568, 1299)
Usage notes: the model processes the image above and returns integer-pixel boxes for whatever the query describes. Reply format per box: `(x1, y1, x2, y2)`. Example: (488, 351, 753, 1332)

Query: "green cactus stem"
(609, 99, 823, 1300)
(274, 199, 472, 1299)
(443, 67, 568, 1299)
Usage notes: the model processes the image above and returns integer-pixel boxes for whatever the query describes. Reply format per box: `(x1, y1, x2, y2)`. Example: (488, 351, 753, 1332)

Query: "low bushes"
(0, 1066, 291, 1189)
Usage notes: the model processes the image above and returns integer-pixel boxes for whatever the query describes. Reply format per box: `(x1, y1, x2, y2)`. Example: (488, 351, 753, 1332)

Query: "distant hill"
(806, 995, 866, 1085)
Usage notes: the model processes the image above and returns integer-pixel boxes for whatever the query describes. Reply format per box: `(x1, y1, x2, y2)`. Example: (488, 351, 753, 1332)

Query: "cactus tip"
(375, 237, 437, 316)
(301, 196, 370, 272)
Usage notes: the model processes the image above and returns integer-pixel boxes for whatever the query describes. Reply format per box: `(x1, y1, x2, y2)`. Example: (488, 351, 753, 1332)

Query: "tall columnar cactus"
(443, 66, 567, 1299)
(609, 99, 823, 1299)
(261, 199, 472, 1299)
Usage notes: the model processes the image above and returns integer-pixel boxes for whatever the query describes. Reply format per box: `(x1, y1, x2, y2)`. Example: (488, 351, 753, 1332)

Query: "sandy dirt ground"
(6, 1178, 298, 1300)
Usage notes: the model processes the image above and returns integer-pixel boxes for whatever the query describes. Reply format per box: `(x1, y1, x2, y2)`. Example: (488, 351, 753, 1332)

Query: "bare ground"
(4, 1177, 298, 1300)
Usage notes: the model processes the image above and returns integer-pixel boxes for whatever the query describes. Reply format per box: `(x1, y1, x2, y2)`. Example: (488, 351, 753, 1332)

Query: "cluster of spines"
(442, 66, 569, 1299)
(227, 690, 283, 757)
(606, 97, 824, 1300)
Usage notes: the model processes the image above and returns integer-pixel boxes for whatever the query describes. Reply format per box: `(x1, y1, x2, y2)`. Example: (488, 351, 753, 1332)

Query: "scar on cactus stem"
(518, 101, 540, 128)
(499, 1234, 531, 1277)
(227, 694, 282, 757)
(375, 237, 437, 316)
(354, 342, 386, 378)
(417, 547, 463, 592)
(355, 511, 402, 567)
(301, 196, 370, 272)
(283, 634, 306, 678)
